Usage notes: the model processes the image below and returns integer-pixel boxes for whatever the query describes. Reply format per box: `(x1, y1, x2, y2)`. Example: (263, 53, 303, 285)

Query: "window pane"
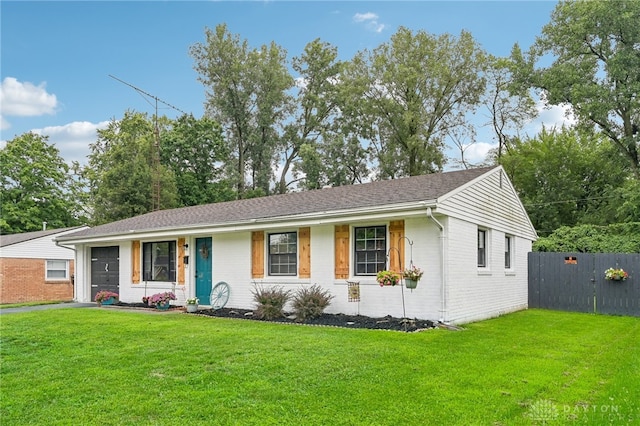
(505, 236, 512, 269)
(354, 226, 386, 276)
(46, 260, 67, 279)
(143, 241, 176, 281)
(268, 232, 297, 276)
(478, 230, 486, 267)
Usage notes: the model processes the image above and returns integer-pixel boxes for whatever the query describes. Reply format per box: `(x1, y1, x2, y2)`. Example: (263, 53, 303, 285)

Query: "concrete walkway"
(0, 302, 96, 315)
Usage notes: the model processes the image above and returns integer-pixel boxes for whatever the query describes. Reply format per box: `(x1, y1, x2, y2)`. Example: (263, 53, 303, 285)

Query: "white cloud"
(353, 12, 385, 33)
(353, 12, 378, 22)
(525, 100, 577, 135)
(0, 115, 9, 130)
(462, 141, 496, 164)
(32, 120, 110, 165)
(0, 77, 58, 117)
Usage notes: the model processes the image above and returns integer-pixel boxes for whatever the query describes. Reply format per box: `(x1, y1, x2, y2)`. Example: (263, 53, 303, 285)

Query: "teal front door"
(195, 237, 212, 304)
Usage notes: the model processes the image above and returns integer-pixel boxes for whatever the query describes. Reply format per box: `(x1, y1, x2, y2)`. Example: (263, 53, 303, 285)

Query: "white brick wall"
(445, 217, 528, 324)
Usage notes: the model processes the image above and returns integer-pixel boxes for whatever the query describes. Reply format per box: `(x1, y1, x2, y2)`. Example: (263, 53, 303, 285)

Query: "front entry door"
(195, 237, 212, 304)
(91, 246, 120, 300)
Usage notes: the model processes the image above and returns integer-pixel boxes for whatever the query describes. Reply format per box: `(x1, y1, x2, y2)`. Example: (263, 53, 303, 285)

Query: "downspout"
(425, 206, 446, 323)
(55, 240, 78, 299)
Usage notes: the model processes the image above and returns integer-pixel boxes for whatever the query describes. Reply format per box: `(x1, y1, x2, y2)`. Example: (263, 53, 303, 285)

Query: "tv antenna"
(109, 74, 187, 211)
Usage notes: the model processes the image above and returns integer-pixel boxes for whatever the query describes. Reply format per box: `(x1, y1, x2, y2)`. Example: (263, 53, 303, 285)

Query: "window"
(46, 260, 68, 280)
(505, 235, 513, 269)
(478, 229, 487, 267)
(354, 226, 386, 275)
(268, 232, 297, 276)
(143, 241, 176, 281)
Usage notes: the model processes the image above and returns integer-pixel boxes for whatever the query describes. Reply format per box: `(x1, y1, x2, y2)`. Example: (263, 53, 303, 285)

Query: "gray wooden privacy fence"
(528, 252, 639, 316)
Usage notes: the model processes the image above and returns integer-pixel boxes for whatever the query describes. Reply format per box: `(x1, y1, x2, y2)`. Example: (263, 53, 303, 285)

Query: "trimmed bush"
(251, 285, 290, 320)
(291, 284, 334, 322)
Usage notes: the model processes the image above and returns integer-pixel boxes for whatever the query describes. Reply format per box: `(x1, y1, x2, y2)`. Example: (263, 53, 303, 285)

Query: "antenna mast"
(109, 74, 186, 211)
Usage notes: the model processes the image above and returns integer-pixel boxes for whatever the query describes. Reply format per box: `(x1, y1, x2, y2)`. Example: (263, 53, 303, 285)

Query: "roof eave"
(55, 200, 438, 245)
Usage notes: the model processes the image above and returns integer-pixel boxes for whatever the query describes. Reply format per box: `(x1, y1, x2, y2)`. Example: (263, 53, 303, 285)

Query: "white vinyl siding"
(437, 168, 537, 241)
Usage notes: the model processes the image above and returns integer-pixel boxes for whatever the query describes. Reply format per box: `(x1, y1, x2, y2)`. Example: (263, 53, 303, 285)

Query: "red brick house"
(0, 226, 87, 304)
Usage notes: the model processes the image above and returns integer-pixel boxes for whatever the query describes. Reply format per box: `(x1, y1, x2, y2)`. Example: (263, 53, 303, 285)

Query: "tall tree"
(279, 39, 345, 192)
(483, 49, 537, 159)
(160, 114, 234, 206)
(525, 0, 640, 178)
(190, 24, 294, 197)
(84, 111, 178, 225)
(341, 27, 487, 178)
(500, 127, 630, 236)
(0, 132, 87, 233)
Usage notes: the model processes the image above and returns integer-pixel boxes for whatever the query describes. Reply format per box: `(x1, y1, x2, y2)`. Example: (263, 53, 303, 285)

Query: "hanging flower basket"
(402, 266, 423, 289)
(377, 270, 401, 287)
(405, 279, 418, 289)
(605, 268, 628, 281)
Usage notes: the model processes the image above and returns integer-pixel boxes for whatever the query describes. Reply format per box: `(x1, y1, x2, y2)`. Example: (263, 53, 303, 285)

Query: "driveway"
(0, 302, 96, 315)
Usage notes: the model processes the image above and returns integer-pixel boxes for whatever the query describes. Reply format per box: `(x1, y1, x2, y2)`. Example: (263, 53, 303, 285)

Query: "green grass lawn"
(1, 308, 638, 425)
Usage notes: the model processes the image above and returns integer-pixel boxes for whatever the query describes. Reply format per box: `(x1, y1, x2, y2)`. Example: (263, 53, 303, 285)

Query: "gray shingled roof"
(0, 226, 85, 248)
(58, 167, 496, 241)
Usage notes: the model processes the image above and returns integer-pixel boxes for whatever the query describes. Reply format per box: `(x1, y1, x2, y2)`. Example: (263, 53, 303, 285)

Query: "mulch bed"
(114, 302, 437, 332)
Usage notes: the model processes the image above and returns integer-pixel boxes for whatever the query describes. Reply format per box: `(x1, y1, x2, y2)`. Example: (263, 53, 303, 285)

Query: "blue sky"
(1, 1, 567, 168)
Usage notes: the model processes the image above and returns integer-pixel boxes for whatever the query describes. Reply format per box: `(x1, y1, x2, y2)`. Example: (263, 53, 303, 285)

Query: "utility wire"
(523, 195, 619, 207)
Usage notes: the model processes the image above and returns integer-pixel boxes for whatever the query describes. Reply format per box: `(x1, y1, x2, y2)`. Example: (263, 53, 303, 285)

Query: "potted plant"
(605, 268, 629, 281)
(402, 266, 424, 289)
(376, 270, 401, 287)
(149, 291, 176, 310)
(142, 296, 149, 307)
(185, 297, 199, 313)
(95, 290, 119, 306)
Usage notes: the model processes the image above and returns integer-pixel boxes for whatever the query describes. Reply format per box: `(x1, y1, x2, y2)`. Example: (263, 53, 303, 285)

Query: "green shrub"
(251, 285, 291, 320)
(291, 284, 334, 322)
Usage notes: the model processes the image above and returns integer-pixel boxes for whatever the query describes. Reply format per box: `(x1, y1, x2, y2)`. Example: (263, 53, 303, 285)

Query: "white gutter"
(425, 205, 446, 323)
(54, 240, 76, 251)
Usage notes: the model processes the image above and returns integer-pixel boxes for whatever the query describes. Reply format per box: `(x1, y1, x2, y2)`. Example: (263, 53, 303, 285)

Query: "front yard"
(1, 308, 638, 425)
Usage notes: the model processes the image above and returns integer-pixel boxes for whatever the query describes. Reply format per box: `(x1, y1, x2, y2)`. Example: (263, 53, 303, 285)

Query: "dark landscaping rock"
(192, 307, 437, 332)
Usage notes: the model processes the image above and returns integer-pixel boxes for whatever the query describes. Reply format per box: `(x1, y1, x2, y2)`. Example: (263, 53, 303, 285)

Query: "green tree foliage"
(525, 0, 640, 178)
(500, 127, 630, 236)
(190, 24, 294, 197)
(84, 111, 178, 225)
(534, 222, 640, 253)
(612, 178, 640, 222)
(282, 39, 361, 191)
(341, 27, 487, 178)
(0, 132, 87, 233)
(160, 114, 234, 206)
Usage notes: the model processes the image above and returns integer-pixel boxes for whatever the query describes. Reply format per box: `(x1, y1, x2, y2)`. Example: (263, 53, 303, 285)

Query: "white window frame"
(46, 259, 69, 280)
(505, 235, 514, 270)
(268, 231, 298, 276)
(354, 225, 387, 276)
(477, 228, 488, 268)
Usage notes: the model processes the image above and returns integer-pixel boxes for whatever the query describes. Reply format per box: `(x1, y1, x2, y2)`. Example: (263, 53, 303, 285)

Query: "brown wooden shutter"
(131, 240, 141, 284)
(252, 231, 265, 278)
(335, 225, 350, 279)
(299, 227, 311, 278)
(389, 220, 405, 273)
(177, 237, 186, 285)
